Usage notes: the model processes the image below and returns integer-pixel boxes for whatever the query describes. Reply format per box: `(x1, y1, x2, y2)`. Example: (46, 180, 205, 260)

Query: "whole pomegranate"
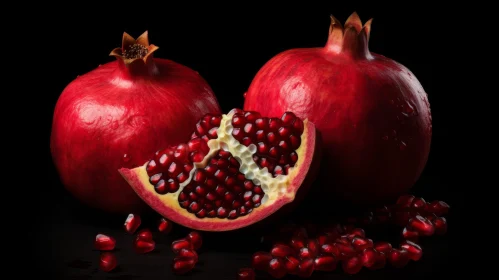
(50, 31, 221, 213)
(244, 13, 432, 205)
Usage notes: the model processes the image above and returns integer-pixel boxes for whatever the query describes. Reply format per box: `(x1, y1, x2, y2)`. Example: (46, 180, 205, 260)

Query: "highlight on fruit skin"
(119, 109, 320, 231)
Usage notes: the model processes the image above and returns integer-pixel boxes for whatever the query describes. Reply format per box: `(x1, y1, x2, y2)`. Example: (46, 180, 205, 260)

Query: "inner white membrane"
(170, 110, 291, 206)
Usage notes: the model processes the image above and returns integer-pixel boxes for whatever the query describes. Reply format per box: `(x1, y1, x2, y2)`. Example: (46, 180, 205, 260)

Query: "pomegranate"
(119, 109, 320, 231)
(50, 31, 221, 213)
(243, 12, 432, 205)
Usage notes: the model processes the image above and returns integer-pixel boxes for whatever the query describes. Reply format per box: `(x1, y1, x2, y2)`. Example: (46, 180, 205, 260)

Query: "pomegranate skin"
(50, 32, 221, 214)
(244, 13, 431, 205)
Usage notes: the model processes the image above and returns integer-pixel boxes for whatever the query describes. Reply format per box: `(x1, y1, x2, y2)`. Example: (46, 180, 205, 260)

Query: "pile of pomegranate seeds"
(247, 195, 450, 278)
(172, 231, 203, 274)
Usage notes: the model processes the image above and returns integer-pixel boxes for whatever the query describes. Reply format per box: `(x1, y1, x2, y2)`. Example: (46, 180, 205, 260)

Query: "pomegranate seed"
(321, 243, 340, 256)
(411, 197, 427, 211)
(342, 255, 363, 274)
(388, 248, 410, 268)
(346, 228, 365, 239)
(314, 255, 337, 271)
(281, 112, 296, 125)
(307, 239, 319, 256)
(369, 252, 387, 270)
(124, 213, 141, 234)
(290, 237, 306, 250)
(94, 234, 116, 251)
(334, 242, 357, 259)
(172, 256, 196, 275)
(297, 258, 315, 277)
(268, 258, 287, 278)
(396, 194, 415, 208)
(299, 247, 314, 259)
(285, 256, 300, 274)
(137, 229, 152, 241)
(252, 251, 273, 271)
(351, 237, 373, 251)
(427, 200, 450, 216)
(238, 268, 255, 280)
(402, 227, 420, 242)
(134, 236, 155, 254)
(433, 217, 448, 235)
(178, 249, 199, 263)
(99, 252, 117, 272)
(158, 218, 173, 233)
(394, 211, 412, 226)
(400, 241, 423, 261)
(172, 238, 193, 254)
(293, 118, 304, 134)
(408, 215, 435, 236)
(271, 244, 293, 257)
(317, 235, 331, 245)
(373, 241, 392, 254)
(187, 231, 202, 250)
(361, 247, 377, 267)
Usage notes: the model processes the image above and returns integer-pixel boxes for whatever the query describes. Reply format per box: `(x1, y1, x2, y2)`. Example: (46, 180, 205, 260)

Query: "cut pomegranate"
(238, 268, 256, 280)
(400, 241, 422, 261)
(297, 258, 315, 277)
(172, 257, 196, 275)
(187, 231, 202, 250)
(178, 249, 199, 263)
(136, 229, 152, 241)
(158, 218, 173, 233)
(252, 251, 273, 271)
(408, 215, 435, 236)
(124, 213, 141, 234)
(94, 234, 116, 251)
(119, 109, 320, 231)
(268, 258, 287, 279)
(388, 248, 410, 268)
(133, 235, 155, 254)
(314, 255, 337, 271)
(342, 255, 363, 274)
(172, 238, 194, 254)
(99, 252, 117, 272)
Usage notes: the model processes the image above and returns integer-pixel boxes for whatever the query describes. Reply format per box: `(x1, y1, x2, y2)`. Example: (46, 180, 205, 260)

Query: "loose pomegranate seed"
(99, 252, 117, 272)
(238, 268, 255, 280)
(94, 234, 116, 251)
(402, 227, 420, 242)
(388, 248, 410, 268)
(373, 241, 392, 255)
(411, 197, 427, 212)
(268, 258, 287, 278)
(178, 150, 265, 220)
(427, 200, 450, 216)
(307, 239, 319, 256)
(317, 235, 331, 245)
(231, 111, 304, 176)
(187, 231, 202, 250)
(408, 215, 435, 236)
(346, 228, 366, 239)
(172, 256, 196, 275)
(396, 195, 415, 209)
(351, 237, 373, 251)
(285, 256, 300, 274)
(321, 243, 340, 256)
(290, 237, 306, 250)
(400, 241, 423, 261)
(334, 242, 357, 259)
(124, 213, 141, 234)
(172, 239, 193, 254)
(342, 255, 363, 274)
(271, 244, 293, 257)
(368, 252, 387, 270)
(134, 236, 155, 254)
(136, 229, 152, 241)
(297, 258, 315, 277)
(314, 255, 337, 271)
(361, 247, 377, 267)
(252, 251, 273, 271)
(178, 249, 199, 263)
(158, 218, 172, 233)
(433, 217, 448, 235)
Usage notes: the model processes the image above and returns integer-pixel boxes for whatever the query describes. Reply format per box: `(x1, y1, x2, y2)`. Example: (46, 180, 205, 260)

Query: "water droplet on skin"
(399, 141, 407, 151)
(123, 154, 131, 163)
(382, 136, 389, 140)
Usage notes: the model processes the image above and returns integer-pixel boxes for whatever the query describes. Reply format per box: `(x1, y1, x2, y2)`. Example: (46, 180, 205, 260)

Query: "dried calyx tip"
(123, 44, 149, 59)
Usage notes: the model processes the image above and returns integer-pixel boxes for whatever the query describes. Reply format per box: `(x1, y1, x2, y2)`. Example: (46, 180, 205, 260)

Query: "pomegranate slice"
(119, 109, 320, 231)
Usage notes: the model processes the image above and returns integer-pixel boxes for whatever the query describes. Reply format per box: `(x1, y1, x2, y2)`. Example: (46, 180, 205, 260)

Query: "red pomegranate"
(119, 109, 321, 231)
(244, 13, 432, 205)
(50, 31, 221, 213)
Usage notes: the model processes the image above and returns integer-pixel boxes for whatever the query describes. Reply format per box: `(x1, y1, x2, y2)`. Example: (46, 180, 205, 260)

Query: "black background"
(33, 3, 461, 279)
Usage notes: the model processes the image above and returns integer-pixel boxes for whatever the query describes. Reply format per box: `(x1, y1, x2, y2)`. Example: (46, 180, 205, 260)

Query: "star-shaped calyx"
(325, 12, 373, 59)
(110, 31, 159, 65)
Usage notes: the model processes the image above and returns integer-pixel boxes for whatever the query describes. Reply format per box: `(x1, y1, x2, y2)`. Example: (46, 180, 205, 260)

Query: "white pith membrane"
(130, 110, 308, 220)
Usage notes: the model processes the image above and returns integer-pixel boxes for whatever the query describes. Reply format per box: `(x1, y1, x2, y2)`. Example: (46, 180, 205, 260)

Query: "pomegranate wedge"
(119, 109, 320, 231)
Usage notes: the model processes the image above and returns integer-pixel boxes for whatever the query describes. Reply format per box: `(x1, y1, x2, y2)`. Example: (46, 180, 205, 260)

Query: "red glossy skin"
(244, 18, 431, 205)
(51, 57, 221, 213)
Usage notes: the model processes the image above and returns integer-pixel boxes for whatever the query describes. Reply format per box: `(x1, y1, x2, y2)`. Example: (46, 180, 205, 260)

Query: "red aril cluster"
(171, 231, 203, 274)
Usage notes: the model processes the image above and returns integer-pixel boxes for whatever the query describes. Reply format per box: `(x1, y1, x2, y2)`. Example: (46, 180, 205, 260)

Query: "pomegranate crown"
(326, 12, 373, 59)
(110, 31, 159, 65)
